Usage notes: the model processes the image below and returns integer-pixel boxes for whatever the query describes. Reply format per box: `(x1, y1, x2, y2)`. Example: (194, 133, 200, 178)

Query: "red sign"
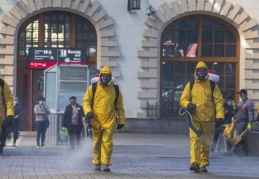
(29, 62, 87, 68)
(28, 62, 57, 69)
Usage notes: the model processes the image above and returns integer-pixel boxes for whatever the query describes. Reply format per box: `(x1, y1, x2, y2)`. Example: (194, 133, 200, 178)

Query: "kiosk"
(44, 64, 99, 145)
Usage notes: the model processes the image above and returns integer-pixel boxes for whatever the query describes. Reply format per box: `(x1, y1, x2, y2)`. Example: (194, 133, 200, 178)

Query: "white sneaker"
(102, 165, 110, 172)
(41, 145, 45, 148)
(36, 146, 40, 149)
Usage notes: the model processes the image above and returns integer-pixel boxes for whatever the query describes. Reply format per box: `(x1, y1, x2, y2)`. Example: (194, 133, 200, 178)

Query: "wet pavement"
(1, 131, 259, 179)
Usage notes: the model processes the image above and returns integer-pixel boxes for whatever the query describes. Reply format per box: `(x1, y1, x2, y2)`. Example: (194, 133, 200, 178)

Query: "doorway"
(16, 69, 31, 131)
(16, 70, 44, 131)
(16, 11, 97, 131)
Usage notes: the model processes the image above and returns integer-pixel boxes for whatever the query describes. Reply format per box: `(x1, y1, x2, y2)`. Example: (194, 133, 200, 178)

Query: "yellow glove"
(247, 122, 252, 131)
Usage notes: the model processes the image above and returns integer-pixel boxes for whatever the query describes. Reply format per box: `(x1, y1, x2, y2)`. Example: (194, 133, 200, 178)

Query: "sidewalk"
(1, 131, 259, 179)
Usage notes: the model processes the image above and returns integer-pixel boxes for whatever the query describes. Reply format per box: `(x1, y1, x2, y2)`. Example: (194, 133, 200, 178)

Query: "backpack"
(91, 82, 119, 107)
(0, 79, 5, 110)
(0, 79, 5, 148)
(189, 80, 215, 101)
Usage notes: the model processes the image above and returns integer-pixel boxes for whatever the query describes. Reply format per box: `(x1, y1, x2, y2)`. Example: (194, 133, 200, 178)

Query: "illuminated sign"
(28, 48, 87, 69)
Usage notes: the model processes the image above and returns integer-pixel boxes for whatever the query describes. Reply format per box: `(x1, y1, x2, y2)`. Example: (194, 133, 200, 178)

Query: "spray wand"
(179, 106, 202, 137)
(82, 117, 92, 139)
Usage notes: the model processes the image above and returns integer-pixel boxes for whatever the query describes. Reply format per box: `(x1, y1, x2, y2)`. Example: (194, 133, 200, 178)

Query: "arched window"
(18, 18, 39, 56)
(18, 11, 97, 66)
(161, 15, 239, 118)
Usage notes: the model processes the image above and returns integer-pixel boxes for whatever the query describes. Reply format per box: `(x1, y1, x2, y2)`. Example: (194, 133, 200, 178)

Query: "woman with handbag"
(34, 96, 50, 148)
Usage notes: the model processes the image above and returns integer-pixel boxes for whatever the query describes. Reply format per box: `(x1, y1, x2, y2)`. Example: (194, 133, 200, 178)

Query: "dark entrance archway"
(17, 11, 97, 130)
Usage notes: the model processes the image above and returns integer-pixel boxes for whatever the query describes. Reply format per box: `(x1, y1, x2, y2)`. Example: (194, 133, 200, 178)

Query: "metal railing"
(145, 102, 259, 121)
(145, 102, 184, 119)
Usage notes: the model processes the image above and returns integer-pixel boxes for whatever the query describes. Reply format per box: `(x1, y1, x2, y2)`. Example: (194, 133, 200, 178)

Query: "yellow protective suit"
(82, 66, 126, 166)
(0, 81, 14, 134)
(180, 61, 224, 168)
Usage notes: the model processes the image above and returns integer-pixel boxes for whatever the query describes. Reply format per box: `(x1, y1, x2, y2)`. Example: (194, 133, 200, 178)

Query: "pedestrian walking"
(62, 96, 85, 149)
(180, 61, 224, 173)
(11, 96, 23, 146)
(34, 96, 50, 148)
(224, 89, 254, 156)
(0, 79, 14, 155)
(82, 66, 126, 172)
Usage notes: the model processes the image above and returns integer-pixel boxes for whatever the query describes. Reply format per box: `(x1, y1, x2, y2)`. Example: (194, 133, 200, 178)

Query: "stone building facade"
(0, 0, 258, 132)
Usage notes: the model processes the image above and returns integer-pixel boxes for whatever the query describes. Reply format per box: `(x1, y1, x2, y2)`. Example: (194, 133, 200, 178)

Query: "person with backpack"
(256, 103, 259, 124)
(180, 61, 224, 173)
(0, 79, 14, 155)
(82, 66, 126, 172)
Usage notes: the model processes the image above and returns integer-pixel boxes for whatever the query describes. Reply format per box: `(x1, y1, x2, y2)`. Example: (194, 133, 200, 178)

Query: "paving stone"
(0, 132, 258, 178)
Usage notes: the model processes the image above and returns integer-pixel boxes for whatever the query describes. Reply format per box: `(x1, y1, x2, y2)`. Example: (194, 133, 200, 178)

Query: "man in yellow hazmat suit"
(82, 66, 126, 172)
(180, 61, 224, 173)
(0, 79, 14, 155)
(256, 103, 259, 124)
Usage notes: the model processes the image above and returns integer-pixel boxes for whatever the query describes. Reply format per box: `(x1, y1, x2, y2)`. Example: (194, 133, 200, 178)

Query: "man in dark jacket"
(11, 96, 23, 146)
(62, 96, 85, 149)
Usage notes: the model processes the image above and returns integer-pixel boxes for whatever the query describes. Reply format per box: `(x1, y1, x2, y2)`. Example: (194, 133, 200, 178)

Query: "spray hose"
(179, 106, 202, 137)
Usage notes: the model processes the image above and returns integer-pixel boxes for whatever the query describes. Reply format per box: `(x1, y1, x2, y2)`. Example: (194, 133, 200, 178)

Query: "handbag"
(45, 115, 50, 128)
(45, 119, 50, 128)
(223, 122, 235, 139)
(59, 127, 68, 143)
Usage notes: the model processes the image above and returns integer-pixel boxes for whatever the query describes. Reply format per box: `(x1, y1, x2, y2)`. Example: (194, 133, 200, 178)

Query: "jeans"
(12, 118, 20, 143)
(36, 121, 47, 146)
